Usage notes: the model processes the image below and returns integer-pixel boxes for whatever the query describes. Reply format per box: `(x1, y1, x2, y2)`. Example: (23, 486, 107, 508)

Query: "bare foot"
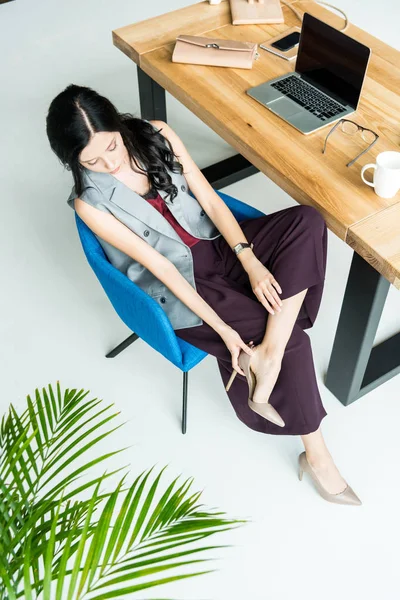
(307, 454, 347, 495)
(248, 345, 283, 405)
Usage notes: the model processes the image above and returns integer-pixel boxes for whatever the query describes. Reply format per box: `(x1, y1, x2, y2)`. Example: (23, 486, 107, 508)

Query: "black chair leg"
(182, 371, 188, 435)
(106, 333, 188, 434)
(106, 333, 139, 358)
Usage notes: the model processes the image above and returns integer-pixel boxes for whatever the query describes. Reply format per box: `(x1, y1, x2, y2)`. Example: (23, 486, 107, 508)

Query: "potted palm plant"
(0, 383, 244, 599)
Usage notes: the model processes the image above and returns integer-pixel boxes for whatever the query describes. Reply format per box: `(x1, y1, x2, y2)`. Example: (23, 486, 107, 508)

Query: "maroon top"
(146, 192, 201, 248)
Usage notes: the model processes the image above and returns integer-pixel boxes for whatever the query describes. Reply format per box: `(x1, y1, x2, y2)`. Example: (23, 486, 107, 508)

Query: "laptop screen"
(295, 13, 370, 109)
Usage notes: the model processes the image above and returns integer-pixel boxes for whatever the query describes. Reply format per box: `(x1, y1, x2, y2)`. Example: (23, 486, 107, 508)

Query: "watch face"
(233, 243, 251, 255)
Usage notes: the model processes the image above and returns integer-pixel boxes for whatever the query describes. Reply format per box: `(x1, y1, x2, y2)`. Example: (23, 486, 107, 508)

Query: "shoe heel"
(225, 369, 238, 392)
(239, 349, 285, 427)
(237, 351, 256, 400)
(298, 467, 303, 481)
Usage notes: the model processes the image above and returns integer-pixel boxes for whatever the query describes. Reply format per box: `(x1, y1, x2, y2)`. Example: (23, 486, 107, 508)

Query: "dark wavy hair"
(46, 84, 183, 199)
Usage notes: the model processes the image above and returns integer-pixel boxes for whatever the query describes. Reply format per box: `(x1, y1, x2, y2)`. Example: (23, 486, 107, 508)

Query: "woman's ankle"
(306, 450, 334, 470)
(256, 344, 285, 362)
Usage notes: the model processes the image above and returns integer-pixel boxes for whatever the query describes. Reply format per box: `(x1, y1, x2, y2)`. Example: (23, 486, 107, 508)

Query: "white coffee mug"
(361, 151, 400, 199)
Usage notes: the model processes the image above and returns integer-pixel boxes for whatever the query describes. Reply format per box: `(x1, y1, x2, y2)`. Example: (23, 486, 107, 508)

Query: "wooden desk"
(113, 0, 400, 405)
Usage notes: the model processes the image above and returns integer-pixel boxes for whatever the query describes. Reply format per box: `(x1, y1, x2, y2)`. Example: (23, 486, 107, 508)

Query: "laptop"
(247, 13, 371, 134)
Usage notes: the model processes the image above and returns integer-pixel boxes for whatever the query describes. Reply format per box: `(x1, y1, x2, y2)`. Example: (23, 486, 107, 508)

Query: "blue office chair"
(75, 190, 265, 434)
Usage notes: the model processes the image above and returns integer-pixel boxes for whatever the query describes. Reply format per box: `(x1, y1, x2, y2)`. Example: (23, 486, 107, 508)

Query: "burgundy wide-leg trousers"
(175, 204, 328, 436)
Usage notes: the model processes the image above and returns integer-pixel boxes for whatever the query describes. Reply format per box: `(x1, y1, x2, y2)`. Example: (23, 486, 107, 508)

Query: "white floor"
(1, 1, 400, 598)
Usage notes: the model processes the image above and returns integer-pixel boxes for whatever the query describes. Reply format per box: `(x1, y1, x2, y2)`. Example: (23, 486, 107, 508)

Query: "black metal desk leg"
(325, 250, 400, 405)
(136, 67, 259, 187)
(137, 66, 167, 121)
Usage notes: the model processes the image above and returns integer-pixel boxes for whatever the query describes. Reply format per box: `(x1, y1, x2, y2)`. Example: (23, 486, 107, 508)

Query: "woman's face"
(79, 131, 128, 175)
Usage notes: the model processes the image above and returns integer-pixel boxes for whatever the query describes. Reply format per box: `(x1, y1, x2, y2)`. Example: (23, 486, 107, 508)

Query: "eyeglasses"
(322, 119, 379, 167)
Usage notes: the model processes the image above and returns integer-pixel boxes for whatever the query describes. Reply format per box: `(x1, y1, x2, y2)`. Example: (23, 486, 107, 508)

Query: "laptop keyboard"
(271, 75, 345, 121)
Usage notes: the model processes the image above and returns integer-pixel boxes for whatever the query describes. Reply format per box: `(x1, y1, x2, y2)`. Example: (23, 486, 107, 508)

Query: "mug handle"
(361, 164, 376, 187)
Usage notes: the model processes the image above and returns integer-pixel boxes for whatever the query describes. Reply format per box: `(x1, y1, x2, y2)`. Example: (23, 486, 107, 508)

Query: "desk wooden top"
(113, 1, 400, 289)
(347, 204, 400, 289)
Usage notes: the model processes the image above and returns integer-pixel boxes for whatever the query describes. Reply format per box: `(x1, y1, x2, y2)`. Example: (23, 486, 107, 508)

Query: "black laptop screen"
(295, 13, 370, 108)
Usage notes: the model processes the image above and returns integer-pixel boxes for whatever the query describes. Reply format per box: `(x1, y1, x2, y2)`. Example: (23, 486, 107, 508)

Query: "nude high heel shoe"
(225, 349, 285, 428)
(298, 452, 362, 506)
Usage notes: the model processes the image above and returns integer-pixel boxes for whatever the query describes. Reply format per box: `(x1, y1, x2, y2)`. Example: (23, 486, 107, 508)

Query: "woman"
(46, 84, 361, 505)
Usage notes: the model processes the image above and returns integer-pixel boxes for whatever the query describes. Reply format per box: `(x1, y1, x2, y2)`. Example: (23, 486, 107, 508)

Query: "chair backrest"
(75, 191, 264, 368)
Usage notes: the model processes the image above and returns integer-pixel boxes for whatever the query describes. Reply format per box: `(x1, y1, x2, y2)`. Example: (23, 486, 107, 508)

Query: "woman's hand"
(246, 257, 283, 315)
(217, 324, 254, 376)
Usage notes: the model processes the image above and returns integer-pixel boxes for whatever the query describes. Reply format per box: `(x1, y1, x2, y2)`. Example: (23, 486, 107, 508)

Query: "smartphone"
(270, 31, 300, 52)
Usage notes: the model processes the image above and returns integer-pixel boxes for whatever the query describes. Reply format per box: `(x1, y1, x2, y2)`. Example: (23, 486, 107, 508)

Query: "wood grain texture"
(113, 0, 400, 284)
(347, 203, 400, 289)
(112, 1, 231, 63)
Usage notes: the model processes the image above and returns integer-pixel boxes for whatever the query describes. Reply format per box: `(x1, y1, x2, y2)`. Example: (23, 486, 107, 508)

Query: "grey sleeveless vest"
(67, 162, 221, 330)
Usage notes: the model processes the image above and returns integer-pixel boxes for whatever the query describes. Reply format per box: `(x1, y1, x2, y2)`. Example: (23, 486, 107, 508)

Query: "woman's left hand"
(246, 258, 283, 315)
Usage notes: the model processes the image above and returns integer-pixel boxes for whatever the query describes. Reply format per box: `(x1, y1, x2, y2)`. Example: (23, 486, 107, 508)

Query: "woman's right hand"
(217, 324, 254, 376)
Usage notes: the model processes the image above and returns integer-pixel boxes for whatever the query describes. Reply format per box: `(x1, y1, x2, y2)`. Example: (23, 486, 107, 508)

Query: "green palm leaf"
(0, 383, 246, 599)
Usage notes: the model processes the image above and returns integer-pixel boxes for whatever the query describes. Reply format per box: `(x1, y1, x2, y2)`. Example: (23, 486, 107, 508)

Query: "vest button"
(200, 210, 205, 216)
(181, 185, 186, 191)
(160, 297, 166, 304)
(144, 230, 150, 237)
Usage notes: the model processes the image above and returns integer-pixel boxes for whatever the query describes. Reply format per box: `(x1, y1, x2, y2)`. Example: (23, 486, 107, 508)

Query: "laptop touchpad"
(270, 97, 302, 118)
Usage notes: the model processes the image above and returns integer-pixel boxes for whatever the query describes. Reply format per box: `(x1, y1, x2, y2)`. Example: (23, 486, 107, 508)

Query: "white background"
(1, 1, 400, 598)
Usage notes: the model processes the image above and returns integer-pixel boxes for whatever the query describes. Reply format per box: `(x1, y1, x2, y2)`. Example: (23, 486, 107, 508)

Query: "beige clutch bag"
(172, 35, 259, 69)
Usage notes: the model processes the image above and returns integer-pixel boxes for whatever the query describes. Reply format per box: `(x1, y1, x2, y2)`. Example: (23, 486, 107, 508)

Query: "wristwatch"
(232, 242, 253, 256)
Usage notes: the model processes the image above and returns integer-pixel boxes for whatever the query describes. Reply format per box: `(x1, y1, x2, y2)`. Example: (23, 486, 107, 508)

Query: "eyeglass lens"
(340, 120, 376, 144)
